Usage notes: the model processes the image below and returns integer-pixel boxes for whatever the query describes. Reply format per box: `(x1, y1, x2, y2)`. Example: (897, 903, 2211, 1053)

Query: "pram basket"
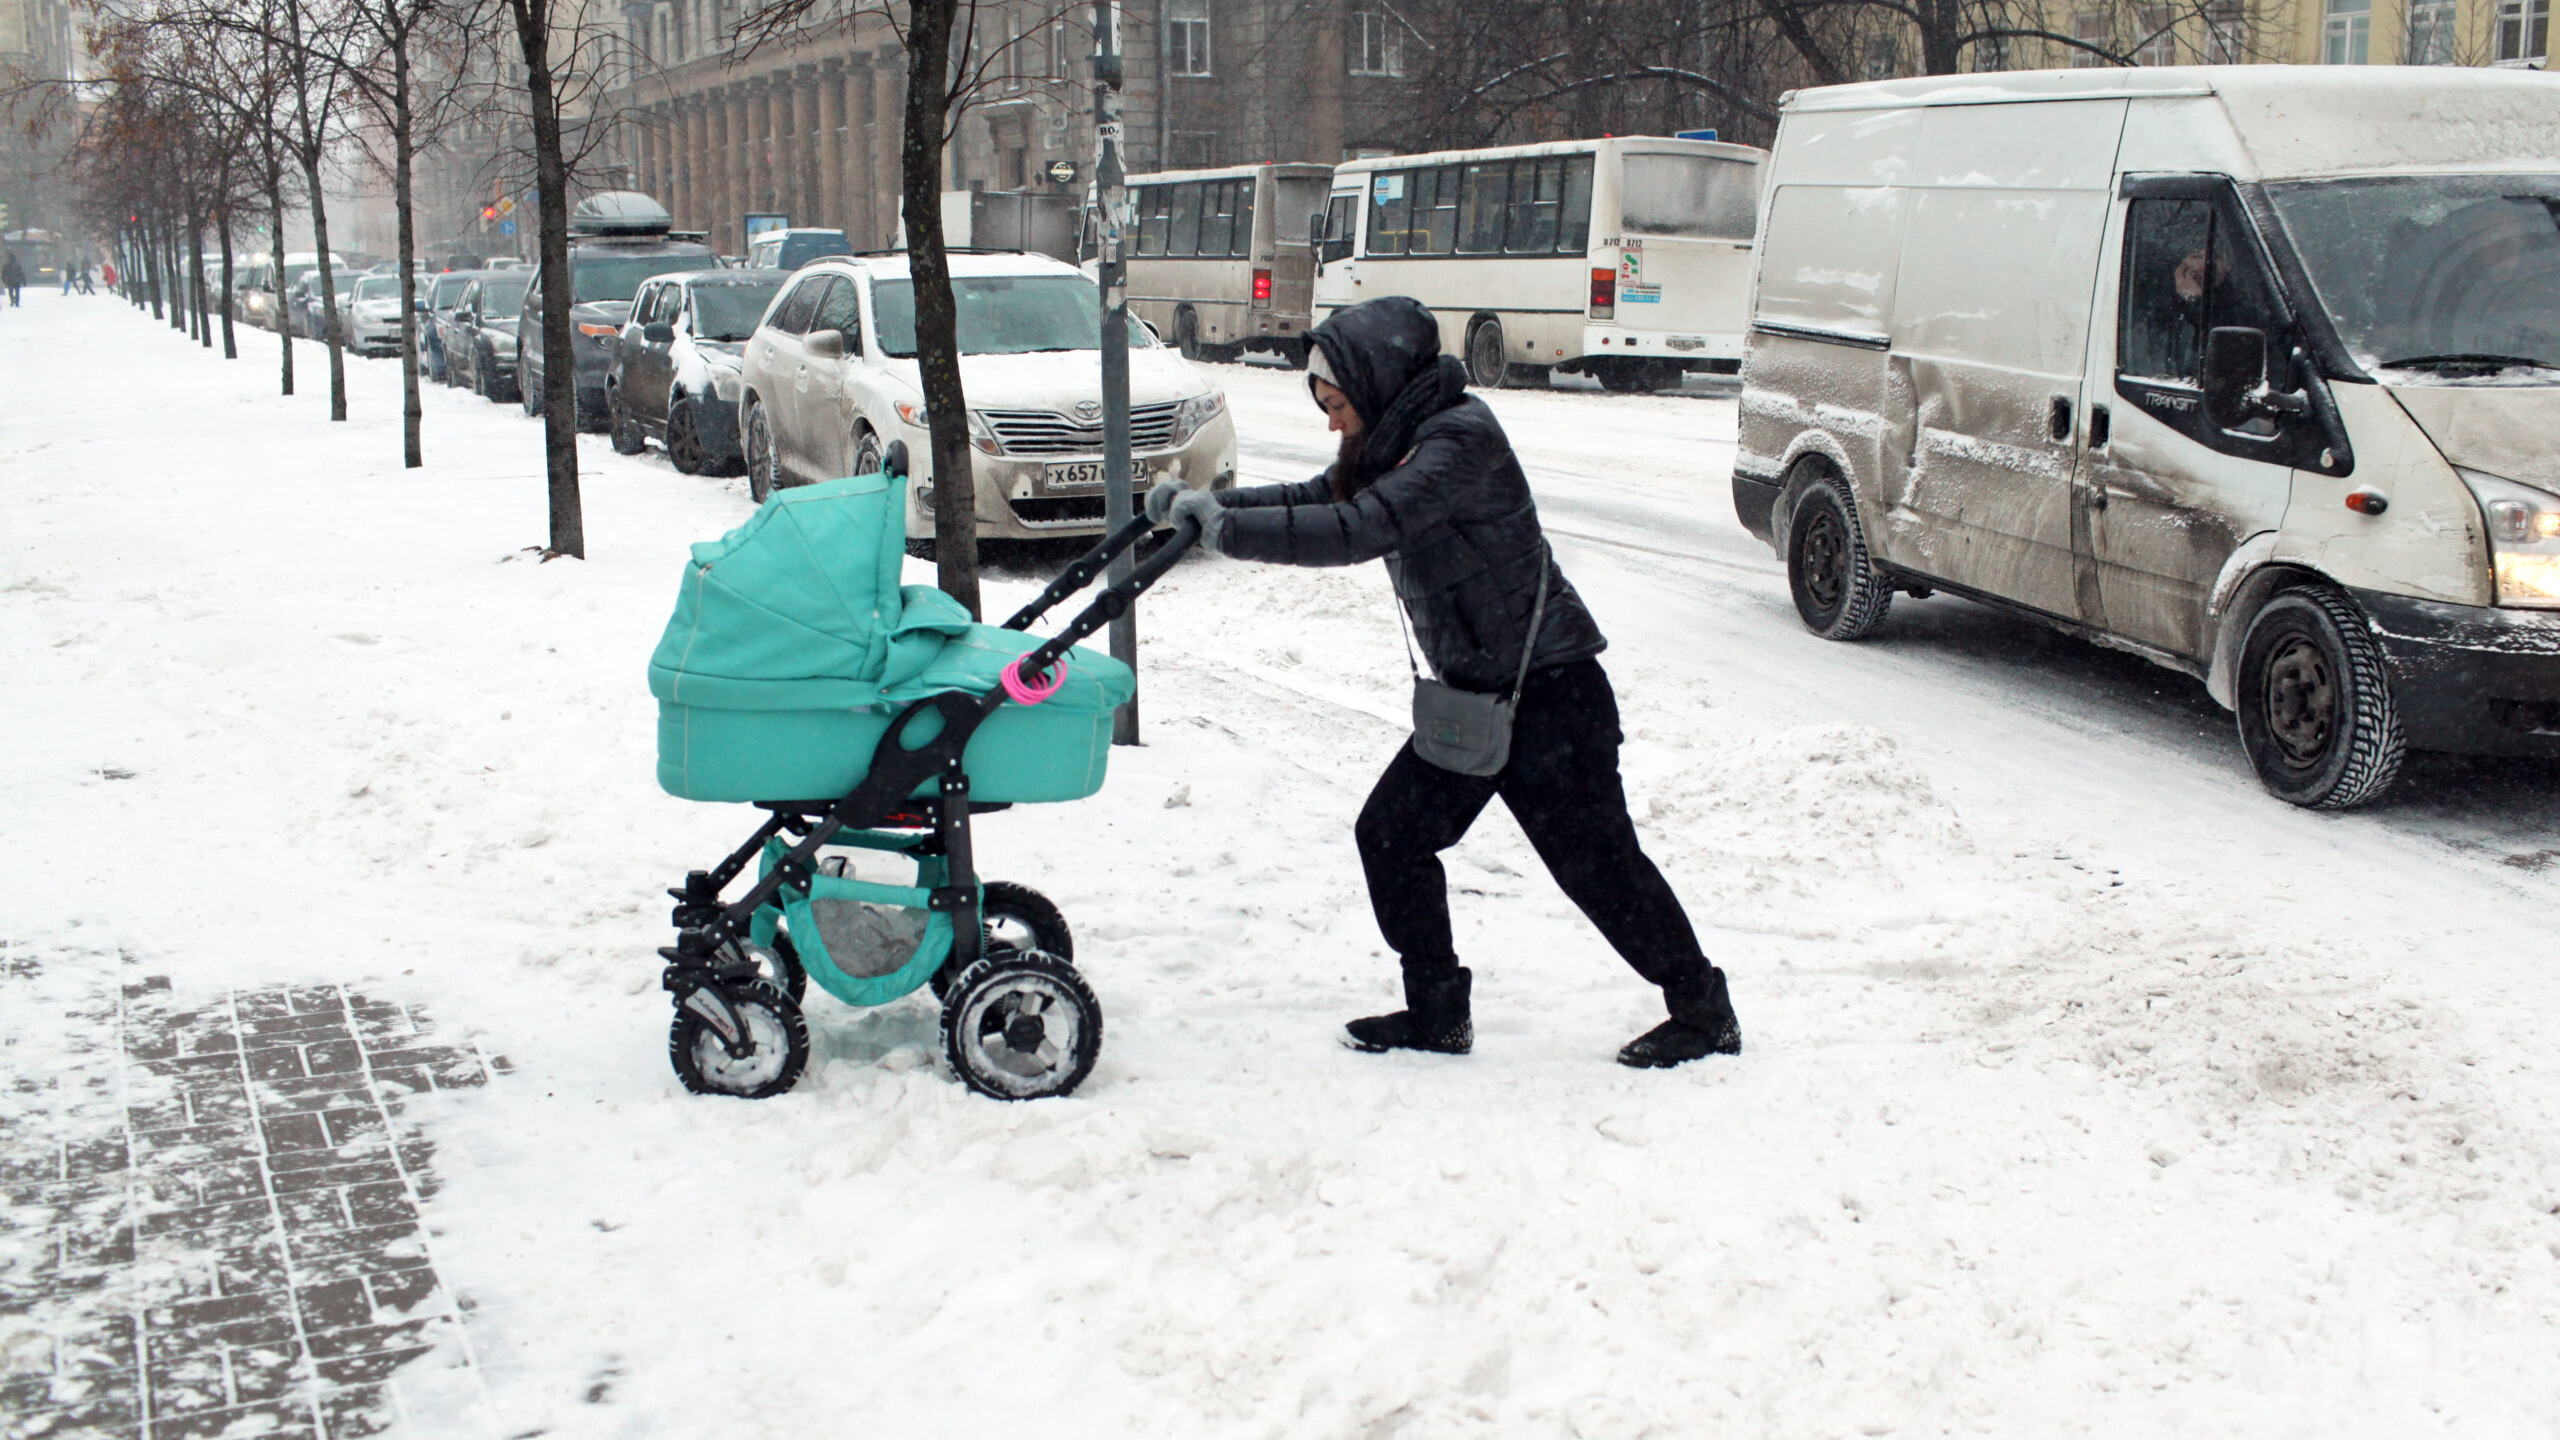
(654, 454, 1199, 1101)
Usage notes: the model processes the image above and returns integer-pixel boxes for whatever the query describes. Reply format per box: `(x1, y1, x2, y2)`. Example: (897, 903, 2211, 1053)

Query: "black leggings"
(1354, 658, 1712, 992)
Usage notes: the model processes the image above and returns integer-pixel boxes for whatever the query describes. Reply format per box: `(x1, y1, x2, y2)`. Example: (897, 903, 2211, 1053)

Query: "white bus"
(1117, 162, 1334, 365)
(1311, 136, 1766, 391)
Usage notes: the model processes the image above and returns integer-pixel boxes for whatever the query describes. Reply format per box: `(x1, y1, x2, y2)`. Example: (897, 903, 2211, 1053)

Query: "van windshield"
(1620, 155, 1758, 241)
(870, 275, 1151, 357)
(2267, 175, 2560, 381)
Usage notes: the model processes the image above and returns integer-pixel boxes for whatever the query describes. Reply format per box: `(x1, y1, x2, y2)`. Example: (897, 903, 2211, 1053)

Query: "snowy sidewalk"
(6, 292, 2560, 1439)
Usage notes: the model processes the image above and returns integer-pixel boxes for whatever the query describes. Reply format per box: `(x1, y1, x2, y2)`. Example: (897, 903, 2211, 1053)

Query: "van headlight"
(1169, 390, 1226, 446)
(2461, 469, 2560, 608)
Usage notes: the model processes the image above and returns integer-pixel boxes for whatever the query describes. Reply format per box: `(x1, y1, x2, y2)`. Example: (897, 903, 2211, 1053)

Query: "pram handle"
(1001, 514, 1202, 684)
(1000, 513, 1154, 632)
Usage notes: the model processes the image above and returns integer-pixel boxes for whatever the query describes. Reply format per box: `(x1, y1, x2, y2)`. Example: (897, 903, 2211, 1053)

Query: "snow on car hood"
(874, 346, 1211, 409)
(2388, 383, 2560, 493)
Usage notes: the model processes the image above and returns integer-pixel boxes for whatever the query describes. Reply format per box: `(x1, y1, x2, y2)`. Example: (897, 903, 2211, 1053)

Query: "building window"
(1170, 0, 1211, 76)
(2204, 1, 2246, 60)
(2133, 4, 2178, 62)
(2407, 0, 2457, 60)
(1048, 6, 1072, 78)
(1350, 10, 1403, 76)
(2071, 10, 2112, 65)
(2496, 0, 2550, 58)
(2324, 0, 2371, 62)
(1862, 34, 1899, 77)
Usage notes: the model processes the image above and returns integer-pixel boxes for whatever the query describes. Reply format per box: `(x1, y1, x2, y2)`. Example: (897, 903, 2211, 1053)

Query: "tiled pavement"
(2, 942, 502, 1440)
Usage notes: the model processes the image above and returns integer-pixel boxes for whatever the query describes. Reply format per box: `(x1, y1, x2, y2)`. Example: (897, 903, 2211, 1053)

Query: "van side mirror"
(806, 329, 846, 360)
(642, 322, 676, 345)
(2204, 326, 2311, 430)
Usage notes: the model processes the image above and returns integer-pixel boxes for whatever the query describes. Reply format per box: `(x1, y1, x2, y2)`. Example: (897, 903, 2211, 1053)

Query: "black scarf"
(1331, 354, 1469, 502)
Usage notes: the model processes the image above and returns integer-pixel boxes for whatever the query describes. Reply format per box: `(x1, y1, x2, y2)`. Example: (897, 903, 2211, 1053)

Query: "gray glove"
(1166, 485, 1228, 553)
(1144, 477, 1189, 525)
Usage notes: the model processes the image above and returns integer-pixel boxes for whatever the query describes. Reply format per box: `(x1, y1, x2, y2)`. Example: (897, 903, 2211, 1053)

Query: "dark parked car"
(420, 270, 487, 384)
(517, 192, 718, 430)
(446, 273, 532, 402)
(605, 270, 786, 475)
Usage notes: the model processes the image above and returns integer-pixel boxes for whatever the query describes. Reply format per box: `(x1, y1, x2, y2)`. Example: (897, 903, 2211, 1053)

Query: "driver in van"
(1144, 295, 1743, 1069)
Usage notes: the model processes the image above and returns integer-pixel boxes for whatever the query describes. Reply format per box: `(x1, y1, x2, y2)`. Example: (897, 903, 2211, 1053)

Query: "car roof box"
(571, 191, 673, 236)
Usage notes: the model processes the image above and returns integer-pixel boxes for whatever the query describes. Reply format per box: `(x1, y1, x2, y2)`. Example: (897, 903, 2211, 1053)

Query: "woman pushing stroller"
(1148, 296, 1741, 1068)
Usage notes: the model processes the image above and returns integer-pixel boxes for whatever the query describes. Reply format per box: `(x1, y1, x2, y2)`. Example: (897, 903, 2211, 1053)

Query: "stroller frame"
(659, 493, 1201, 1099)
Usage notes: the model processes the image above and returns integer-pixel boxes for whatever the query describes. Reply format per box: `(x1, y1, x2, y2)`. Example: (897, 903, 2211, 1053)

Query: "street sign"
(1675, 128, 1720, 142)
(1046, 159, 1078, 185)
(499, 219, 516, 236)
(497, 196, 516, 216)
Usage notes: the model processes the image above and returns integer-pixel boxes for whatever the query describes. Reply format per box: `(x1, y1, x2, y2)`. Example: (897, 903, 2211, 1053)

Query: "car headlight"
(712, 370, 742, 402)
(895, 402, 1002, 454)
(1169, 390, 1227, 447)
(2459, 469, 2560, 608)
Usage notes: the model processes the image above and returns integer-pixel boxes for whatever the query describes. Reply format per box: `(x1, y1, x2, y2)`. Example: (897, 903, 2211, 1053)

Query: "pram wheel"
(932, 881, 1074, 1002)
(763, 934, 811, 1006)
(940, 952, 1102, 1101)
(669, 982, 810, 1099)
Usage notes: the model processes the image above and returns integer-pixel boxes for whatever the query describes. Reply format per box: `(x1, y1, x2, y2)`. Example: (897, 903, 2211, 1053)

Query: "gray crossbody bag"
(1397, 553, 1551, 777)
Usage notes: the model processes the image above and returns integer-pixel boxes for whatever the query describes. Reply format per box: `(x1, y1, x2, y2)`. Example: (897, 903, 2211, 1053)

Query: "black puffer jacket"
(1220, 296, 1606, 693)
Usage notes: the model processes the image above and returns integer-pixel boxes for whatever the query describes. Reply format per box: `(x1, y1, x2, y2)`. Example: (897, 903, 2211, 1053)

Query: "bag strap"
(1508, 546, 1553, 705)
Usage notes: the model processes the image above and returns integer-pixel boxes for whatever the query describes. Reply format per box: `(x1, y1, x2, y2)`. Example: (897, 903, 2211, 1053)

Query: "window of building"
(1350, 10, 1403, 76)
(2407, 0, 2457, 60)
(2204, 1, 2246, 60)
(1863, 34, 1900, 77)
(1170, 0, 1212, 75)
(2134, 4, 2179, 62)
(1048, 6, 1072, 77)
(2496, 0, 2550, 58)
(2324, 0, 2371, 62)
(2071, 10, 2113, 64)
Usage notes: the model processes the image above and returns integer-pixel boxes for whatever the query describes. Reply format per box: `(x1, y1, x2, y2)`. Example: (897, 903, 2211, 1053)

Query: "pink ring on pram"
(999, 656, 1068, 706)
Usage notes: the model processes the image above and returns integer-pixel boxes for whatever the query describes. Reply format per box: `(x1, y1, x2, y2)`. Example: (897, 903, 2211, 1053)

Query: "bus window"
(1323, 194, 1358, 261)
(1194, 182, 1225, 257)
(1169, 182, 1202, 256)
(1274, 176, 1327, 245)
(1559, 156, 1596, 253)
(1412, 167, 1460, 255)
(1505, 158, 1563, 253)
(1137, 186, 1170, 255)
(1369, 172, 1410, 255)
(1459, 164, 1510, 253)
(1622, 154, 1757, 241)
(1230, 180, 1255, 257)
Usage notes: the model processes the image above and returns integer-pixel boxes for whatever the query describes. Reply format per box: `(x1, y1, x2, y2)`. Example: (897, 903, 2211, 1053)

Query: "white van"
(1314, 136, 1766, 392)
(1735, 68, 2560, 809)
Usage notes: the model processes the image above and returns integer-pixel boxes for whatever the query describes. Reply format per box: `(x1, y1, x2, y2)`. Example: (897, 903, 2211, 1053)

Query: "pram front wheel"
(932, 881, 1074, 1002)
(669, 982, 810, 1099)
(763, 934, 811, 1006)
(940, 952, 1102, 1101)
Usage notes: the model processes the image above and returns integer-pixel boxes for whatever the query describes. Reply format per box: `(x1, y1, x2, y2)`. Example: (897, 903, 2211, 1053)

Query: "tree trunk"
(302, 154, 348, 422)
(513, 0, 585, 557)
(268, 165, 294, 397)
(190, 209, 212, 348)
(217, 203, 237, 360)
(903, 0, 979, 618)
(144, 213, 165, 322)
(392, 28, 422, 469)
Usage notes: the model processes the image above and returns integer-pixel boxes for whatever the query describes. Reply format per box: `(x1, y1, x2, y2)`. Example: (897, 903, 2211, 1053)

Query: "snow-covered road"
(6, 293, 2558, 1439)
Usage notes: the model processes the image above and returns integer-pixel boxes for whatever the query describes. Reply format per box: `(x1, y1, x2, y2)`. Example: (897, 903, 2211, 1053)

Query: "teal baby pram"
(649, 445, 1199, 1100)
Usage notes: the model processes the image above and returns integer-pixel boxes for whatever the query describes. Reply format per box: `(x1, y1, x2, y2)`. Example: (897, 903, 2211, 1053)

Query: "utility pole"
(1094, 0, 1138, 745)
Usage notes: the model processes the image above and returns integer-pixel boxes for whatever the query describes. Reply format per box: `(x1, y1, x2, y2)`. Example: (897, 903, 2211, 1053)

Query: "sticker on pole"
(1097, 120, 1123, 145)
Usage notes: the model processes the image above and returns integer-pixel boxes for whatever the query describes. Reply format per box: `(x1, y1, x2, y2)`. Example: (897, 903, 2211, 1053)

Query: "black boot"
(1618, 969, 1741, 1068)
(1345, 965, 1472, 1055)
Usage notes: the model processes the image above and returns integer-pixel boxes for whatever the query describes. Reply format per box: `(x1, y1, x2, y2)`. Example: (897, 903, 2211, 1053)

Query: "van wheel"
(1785, 467, 1893, 641)
(744, 402, 779, 502)
(2235, 587, 2405, 809)
(1465, 318, 1509, 389)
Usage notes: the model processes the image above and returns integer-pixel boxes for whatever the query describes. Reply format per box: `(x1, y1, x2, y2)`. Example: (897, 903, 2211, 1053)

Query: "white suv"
(736, 251, 1237, 541)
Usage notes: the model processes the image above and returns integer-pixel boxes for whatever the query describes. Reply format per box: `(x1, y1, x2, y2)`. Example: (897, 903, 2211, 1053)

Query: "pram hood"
(647, 471, 1135, 715)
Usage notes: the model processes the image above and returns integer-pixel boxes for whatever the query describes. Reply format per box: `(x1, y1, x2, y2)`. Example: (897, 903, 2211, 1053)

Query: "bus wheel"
(1465, 318, 1510, 388)
(1176, 308, 1206, 362)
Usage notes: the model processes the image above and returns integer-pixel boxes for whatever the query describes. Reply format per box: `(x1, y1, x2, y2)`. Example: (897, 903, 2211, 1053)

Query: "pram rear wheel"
(940, 952, 1101, 1101)
(932, 881, 1074, 1002)
(763, 934, 811, 1006)
(669, 982, 810, 1099)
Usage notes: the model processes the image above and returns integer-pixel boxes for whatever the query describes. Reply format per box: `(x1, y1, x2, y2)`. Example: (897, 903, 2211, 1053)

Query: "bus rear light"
(1252, 268, 1272, 308)
(1589, 268, 1615, 320)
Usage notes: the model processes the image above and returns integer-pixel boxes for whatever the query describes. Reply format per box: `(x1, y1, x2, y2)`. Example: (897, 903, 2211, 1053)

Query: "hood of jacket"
(1306, 296, 1443, 427)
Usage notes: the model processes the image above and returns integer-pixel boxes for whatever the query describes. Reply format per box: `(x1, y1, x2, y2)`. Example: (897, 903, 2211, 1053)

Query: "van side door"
(2077, 176, 2310, 660)
(1881, 100, 2126, 621)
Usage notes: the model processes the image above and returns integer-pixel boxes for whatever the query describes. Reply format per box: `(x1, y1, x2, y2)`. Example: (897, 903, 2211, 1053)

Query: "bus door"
(1312, 186, 1363, 320)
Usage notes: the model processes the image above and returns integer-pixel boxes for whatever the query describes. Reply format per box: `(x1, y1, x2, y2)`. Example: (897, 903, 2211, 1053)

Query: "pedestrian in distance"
(1145, 294, 1742, 1069)
(101, 260, 116, 292)
(77, 263, 94, 295)
(2, 251, 23, 307)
